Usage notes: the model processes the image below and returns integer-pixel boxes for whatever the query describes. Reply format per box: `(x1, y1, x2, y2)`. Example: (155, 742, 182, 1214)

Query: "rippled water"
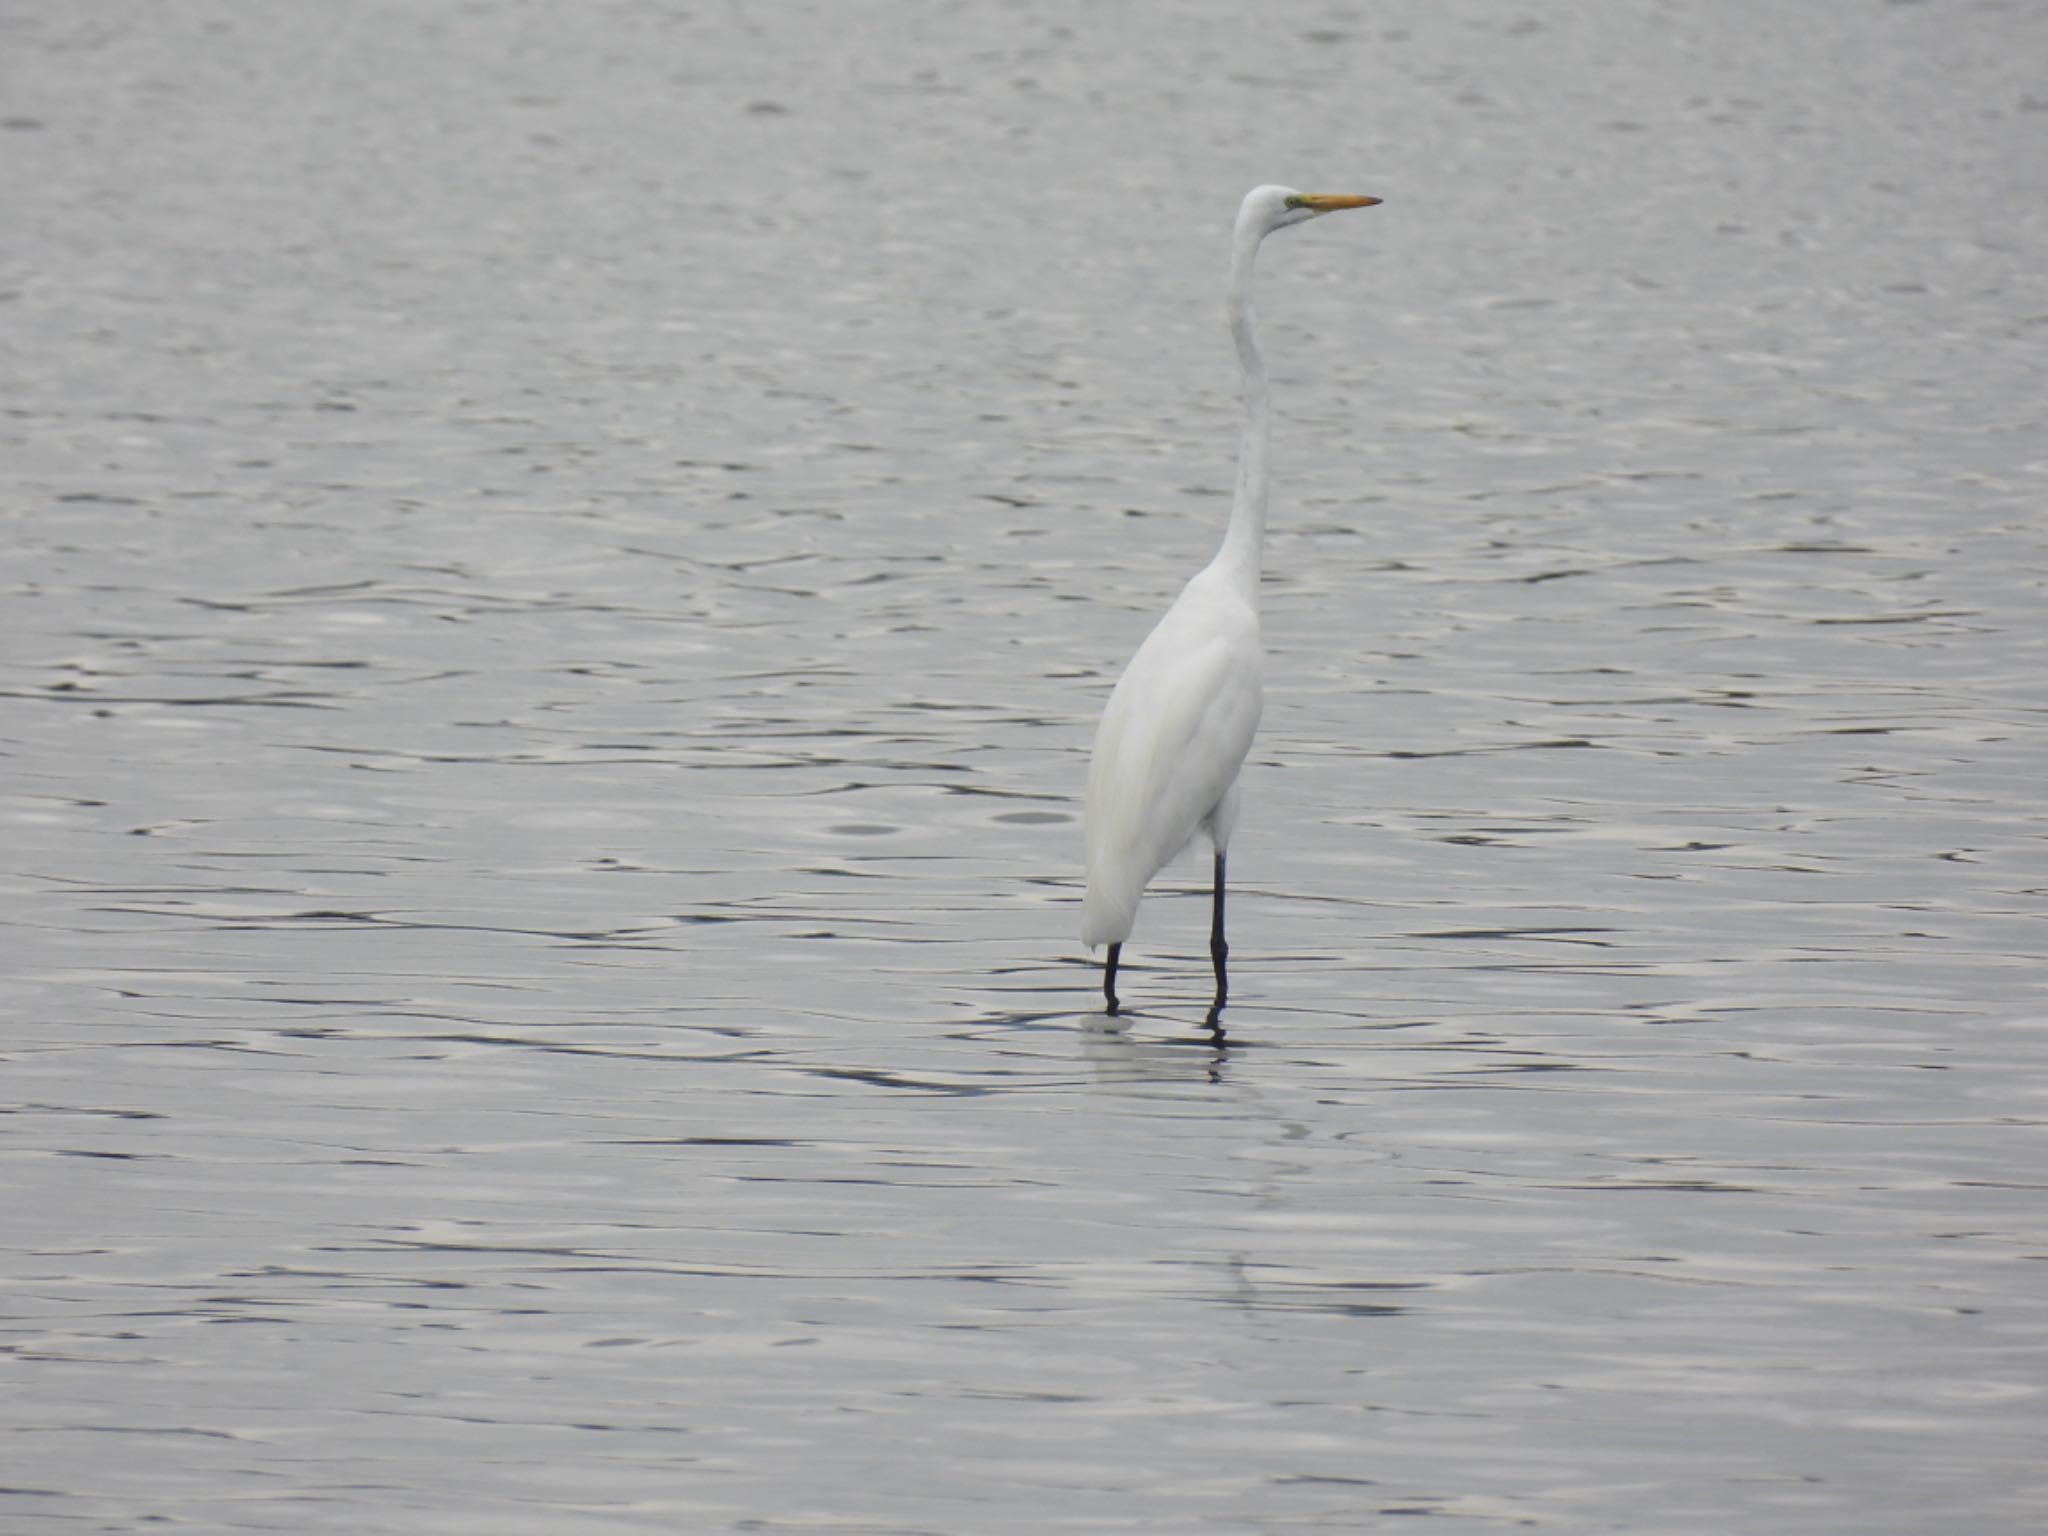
(5, 1, 2046, 1531)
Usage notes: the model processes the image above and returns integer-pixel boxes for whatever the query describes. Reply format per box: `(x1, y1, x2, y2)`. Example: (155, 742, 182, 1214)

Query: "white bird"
(1082, 184, 1381, 1019)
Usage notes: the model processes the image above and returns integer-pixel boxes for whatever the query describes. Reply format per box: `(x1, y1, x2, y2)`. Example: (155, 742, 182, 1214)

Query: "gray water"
(4, 1, 2046, 1531)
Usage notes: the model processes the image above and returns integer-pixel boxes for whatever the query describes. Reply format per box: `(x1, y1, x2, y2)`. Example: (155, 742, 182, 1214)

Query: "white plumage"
(1082, 562, 1261, 950)
(1081, 184, 1381, 1017)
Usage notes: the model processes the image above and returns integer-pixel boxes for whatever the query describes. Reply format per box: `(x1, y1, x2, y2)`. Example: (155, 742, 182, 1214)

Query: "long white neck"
(1212, 211, 1272, 587)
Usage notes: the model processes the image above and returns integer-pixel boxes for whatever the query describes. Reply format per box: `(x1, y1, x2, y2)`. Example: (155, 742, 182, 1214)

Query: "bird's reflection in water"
(1080, 1008, 1230, 1087)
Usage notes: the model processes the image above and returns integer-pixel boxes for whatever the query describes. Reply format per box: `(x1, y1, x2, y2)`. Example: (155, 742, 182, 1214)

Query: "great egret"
(1082, 184, 1381, 1019)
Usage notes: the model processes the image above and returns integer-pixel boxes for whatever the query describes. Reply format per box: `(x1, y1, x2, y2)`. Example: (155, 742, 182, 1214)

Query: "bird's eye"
(1282, 194, 1305, 209)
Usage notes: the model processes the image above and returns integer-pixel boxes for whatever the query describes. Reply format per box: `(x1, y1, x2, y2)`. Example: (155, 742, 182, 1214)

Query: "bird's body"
(1081, 557, 1261, 951)
(1081, 184, 1380, 1017)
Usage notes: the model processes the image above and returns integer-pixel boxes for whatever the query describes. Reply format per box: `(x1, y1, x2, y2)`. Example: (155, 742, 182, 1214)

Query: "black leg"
(1103, 942, 1122, 1016)
(1209, 849, 1229, 1016)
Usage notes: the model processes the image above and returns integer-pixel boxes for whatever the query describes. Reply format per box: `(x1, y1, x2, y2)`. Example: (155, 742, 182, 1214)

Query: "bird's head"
(1242, 183, 1382, 237)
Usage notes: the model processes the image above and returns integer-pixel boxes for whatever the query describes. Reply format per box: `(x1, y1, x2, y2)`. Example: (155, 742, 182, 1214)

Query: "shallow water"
(4, 1, 2046, 1531)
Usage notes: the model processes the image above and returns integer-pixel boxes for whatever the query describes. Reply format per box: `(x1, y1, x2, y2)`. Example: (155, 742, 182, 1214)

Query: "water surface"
(4, 1, 2045, 1531)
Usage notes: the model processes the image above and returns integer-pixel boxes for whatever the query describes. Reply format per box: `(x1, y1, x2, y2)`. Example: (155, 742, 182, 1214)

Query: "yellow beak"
(1298, 193, 1383, 213)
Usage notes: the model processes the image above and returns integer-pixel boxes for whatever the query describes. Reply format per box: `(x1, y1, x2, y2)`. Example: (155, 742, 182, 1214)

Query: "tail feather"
(1080, 866, 1140, 950)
